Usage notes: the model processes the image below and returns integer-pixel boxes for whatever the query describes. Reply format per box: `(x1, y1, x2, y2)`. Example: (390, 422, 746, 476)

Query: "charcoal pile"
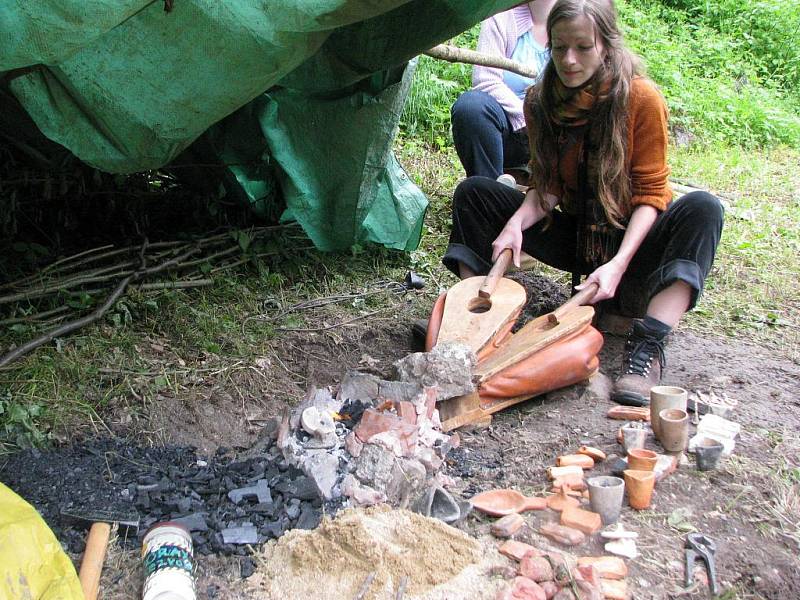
(0, 436, 324, 557)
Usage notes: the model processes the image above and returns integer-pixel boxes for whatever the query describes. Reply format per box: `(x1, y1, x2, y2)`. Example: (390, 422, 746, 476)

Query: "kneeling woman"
(443, 0, 723, 406)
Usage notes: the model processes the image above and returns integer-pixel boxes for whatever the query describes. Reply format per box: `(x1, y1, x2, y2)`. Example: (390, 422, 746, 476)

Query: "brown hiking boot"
(612, 320, 667, 407)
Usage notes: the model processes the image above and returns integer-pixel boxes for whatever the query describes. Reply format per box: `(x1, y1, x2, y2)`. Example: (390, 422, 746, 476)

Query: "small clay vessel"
(556, 454, 594, 469)
(623, 469, 656, 510)
(650, 386, 687, 439)
(626, 448, 658, 471)
(694, 437, 724, 471)
(547, 485, 580, 512)
(471, 489, 547, 516)
(587, 476, 625, 525)
(578, 446, 607, 461)
(621, 426, 646, 455)
(658, 408, 689, 452)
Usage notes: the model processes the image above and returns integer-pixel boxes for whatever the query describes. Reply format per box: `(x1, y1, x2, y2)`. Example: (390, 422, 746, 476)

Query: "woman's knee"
(453, 176, 495, 211)
(451, 90, 500, 127)
(677, 191, 725, 227)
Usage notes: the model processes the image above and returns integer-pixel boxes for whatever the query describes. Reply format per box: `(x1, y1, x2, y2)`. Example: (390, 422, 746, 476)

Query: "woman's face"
(550, 15, 606, 88)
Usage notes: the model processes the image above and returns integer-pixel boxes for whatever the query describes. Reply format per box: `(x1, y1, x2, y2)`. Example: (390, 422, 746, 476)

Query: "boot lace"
(624, 335, 666, 377)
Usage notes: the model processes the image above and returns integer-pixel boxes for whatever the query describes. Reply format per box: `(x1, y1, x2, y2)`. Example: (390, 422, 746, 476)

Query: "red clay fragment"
(577, 556, 628, 580)
(560, 506, 602, 535)
(499, 540, 541, 562)
(539, 581, 560, 600)
(353, 409, 403, 442)
(539, 522, 586, 546)
(519, 555, 554, 583)
(509, 577, 547, 600)
(606, 406, 650, 421)
(491, 513, 525, 538)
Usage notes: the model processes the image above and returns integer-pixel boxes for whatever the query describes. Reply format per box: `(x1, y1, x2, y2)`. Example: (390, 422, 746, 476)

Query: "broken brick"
(560, 507, 602, 535)
(491, 513, 525, 538)
(507, 577, 547, 600)
(600, 578, 628, 600)
(577, 556, 627, 580)
(499, 540, 541, 562)
(539, 522, 586, 546)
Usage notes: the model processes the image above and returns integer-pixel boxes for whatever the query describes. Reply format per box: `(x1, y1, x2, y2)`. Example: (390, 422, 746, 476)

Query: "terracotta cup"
(650, 386, 687, 439)
(623, 469, 656, 510)
(587, 476, 625, 525)
(659, 408, 689, 453)
(627, 448, 658, 471)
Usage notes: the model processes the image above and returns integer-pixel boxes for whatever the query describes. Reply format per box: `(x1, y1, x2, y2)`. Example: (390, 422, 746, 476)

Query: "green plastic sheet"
(2, 1, 514, 250)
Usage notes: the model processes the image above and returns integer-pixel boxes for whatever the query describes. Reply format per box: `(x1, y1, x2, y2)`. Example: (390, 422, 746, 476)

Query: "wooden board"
(439, 390, 536, 432)
(436, 276, 526, 355)
(476, 305, 595, 383)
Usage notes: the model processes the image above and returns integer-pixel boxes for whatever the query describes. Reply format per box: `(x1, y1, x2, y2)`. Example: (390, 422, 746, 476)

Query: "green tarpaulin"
(1, 1, 514, 251)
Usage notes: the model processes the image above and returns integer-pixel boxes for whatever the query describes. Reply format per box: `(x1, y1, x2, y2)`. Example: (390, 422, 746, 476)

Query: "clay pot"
(626, 448, 658, 471)
(650, 386, 687, 439)
(623, 469, 656, 510)
(621, 426, 646, 455)
(556, 454, 594, 469)
(694, 437, 724, 471)
(587, 476, 625, 525)
(658, 408, 689, 452)
(547, 465, 584, 480)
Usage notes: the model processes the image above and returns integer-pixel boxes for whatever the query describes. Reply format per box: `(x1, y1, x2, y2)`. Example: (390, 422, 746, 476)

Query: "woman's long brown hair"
(526, 0, 643, 228)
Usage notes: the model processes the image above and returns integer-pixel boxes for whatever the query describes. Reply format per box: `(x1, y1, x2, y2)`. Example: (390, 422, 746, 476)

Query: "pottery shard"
(491, 513, 525, 538)
(560, 507, 602, 535)
(354, 409, 402, 443)
(600, 578, 628, 600)
(547, 465, 584, 480)
(577, 557, 627, 580)
(499, 540, 542, 562)
(556, 454, 594, 469)
(519, 555, 554, 582)
(606, 406, 650, 421)
(539, 522, 586, 546)
(578, 446, 607, 461)
(552, 475, 587, 492)
(574, 565, 603, 600)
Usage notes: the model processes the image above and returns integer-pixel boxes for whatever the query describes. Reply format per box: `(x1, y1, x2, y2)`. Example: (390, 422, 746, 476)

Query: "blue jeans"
(451, 90, 530, 179)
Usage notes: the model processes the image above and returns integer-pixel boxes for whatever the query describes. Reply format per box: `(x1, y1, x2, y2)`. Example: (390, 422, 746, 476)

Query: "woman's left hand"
(576, 257, 627, 303)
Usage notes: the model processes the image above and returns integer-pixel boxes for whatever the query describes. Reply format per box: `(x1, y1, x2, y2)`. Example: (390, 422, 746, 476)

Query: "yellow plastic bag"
(0, 482, 83, 600)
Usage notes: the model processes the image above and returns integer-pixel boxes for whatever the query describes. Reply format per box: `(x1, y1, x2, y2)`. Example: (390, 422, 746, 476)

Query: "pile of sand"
(247, 505, 503, 599)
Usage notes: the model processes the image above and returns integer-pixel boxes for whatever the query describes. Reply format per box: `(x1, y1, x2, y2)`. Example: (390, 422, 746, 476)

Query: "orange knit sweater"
(527, 77, 672, 216)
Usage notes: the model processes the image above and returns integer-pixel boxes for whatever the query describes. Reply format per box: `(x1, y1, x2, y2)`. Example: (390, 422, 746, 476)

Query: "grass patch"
(671, 144, 800, 357)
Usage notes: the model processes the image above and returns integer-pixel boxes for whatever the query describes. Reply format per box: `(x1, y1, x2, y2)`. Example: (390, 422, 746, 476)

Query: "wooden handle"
(79, 522, 111, 600)
(478, 249, 513, 298)
(547, 282, 599, 324)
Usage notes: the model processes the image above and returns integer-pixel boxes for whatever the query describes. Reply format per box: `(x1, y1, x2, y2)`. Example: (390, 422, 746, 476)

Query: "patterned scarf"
(550, 78, 622, 271)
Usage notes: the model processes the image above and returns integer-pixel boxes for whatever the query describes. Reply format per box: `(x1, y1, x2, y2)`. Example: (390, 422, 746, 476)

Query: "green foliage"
(402, 1, 800, 148)
(660, 0, 800, 93)
(400, 27, 480, 144)
(0, 392, 48, 452)
(620, 0, 800, 147)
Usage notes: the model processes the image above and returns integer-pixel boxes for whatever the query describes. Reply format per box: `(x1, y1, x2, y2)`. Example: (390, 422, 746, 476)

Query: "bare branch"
(424, 44, 539, 79)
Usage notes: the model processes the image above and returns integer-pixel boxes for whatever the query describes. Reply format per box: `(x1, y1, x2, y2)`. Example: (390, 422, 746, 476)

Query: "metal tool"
(684, 532, 718, 596)
(61, 506, 140, 600)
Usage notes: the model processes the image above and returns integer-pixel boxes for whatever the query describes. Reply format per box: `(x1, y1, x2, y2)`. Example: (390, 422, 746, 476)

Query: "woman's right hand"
(491, 220, 524, 268)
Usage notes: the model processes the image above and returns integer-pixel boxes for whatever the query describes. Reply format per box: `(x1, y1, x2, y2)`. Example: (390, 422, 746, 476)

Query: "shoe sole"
(611, 391, 649, 407)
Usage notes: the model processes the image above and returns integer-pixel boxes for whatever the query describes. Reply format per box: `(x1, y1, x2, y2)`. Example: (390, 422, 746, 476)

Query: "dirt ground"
(5, 273, 800, 600)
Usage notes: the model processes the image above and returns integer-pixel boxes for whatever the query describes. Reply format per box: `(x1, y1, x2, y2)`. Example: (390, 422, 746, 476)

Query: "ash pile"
(0, 343, 477, 561)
